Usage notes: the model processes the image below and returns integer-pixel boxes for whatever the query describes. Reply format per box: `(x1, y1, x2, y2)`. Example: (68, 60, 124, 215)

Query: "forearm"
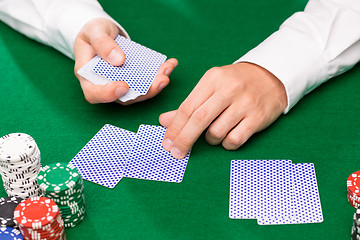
(0, 0, 129, 59)
(236, 0, 360, 113)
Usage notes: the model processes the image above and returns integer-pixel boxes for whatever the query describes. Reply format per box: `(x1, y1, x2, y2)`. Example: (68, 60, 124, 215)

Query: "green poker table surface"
(0, 0, 359, 239)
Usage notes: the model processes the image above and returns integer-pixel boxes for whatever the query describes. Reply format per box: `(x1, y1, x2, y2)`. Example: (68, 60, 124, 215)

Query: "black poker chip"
(0, 196, 23, 228)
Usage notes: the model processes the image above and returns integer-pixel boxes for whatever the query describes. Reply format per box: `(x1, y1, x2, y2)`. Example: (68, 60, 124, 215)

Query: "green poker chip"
(37, 162, 79, 193)
(37, 162, 86, 228)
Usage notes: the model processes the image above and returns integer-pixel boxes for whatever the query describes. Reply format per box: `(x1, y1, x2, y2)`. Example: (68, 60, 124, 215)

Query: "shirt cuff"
(45, 0, 129, 60)
(234, 23, 329, 113)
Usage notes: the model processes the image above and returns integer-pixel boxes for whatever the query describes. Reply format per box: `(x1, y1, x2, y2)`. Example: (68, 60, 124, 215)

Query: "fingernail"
(115, 86, 128, 97)
(162, 138, 173, 151)
(170, 147, 185, 159)
(159, 82, 167, 90)
(108, 49, 123, 65)
(165, 68, 173, 76)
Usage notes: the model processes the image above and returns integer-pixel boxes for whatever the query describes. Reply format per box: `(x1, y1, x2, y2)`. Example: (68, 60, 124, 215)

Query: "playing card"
(230, 160, 323, 225)
(289, 163, 323, 224)
(256, 160, 293, 225)
(78, 35, 167, 102)
(229, 160, 264, 219)
(69, 124, 136, 188)
(123, 124, 190, 183)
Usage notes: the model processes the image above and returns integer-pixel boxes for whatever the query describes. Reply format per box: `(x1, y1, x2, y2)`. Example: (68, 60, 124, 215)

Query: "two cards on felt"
(229, 159, 323, 225)
(70, 124, 191, 188)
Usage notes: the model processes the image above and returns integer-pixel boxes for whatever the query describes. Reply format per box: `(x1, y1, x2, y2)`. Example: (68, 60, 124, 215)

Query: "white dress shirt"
(0, 0, 128, 59)
(1, 0, 359, 112)
(237, 0, 360, 112)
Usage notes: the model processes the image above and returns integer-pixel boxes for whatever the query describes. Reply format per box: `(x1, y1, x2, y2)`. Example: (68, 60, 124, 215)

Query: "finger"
(79, 79, 129, 104)
(159, 110, 177, 127)
(162, 69, 219, 150)
(205, 104, 246, 145)
(140, 58, 178, 98)
(221, 116, 260, 150)
(113, 58, 179, 105)
(89, 33, 125, 66)
(169, 94, 230, 159)
(157, 58, 178, 76)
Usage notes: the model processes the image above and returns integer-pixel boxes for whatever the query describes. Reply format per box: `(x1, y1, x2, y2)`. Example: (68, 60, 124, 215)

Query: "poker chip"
(37, 163, 86, 228)
(348, 171, 360, 208)
(14, 197, 66, 240)
(0, 133, 42, 199)
(0, 196, 23, 228)
(0, 227, 23, 240)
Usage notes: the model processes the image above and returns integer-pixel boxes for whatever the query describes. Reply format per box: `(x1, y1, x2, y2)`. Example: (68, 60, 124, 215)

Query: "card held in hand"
(78, 35, 167, 102)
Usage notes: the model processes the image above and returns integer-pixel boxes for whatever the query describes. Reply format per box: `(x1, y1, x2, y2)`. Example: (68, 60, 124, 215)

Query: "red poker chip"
(14, 196, 66, 240)
(348, 195, 360, 208)
(347, 171, 360, 195)
(14, 197, 59, 229)
(348, 191, 360, 203)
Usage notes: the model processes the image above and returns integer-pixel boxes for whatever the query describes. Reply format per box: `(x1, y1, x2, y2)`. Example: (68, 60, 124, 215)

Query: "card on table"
(256, 159, 293, 225)
(289, 163, 323, 224)
(77, 35, 167, 102)
(229, 160, 264, 219)
(123, 124, 191, 183)
(69, 124, 136, 188)
(229, 159, 323, 225)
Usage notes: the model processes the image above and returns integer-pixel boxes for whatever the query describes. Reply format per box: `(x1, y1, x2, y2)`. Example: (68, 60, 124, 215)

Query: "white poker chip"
(0, 133, 42, 199)
(0, 133, 36, 163)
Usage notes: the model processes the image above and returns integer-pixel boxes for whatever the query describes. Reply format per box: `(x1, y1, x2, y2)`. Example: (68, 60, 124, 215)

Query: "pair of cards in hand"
(70, 124, 191, 188)
(78, 35, 167, 102)
(229, 159, 323, 225)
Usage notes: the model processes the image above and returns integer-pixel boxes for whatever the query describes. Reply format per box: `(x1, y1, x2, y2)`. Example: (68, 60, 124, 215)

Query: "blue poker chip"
(0, 227, 23, 239)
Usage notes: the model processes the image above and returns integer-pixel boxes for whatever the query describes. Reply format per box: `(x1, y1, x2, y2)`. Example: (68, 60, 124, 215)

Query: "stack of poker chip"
(14, 196, 66, 240)
(351, 208, 360, 240)
(0, 196, 23, 229)
(0, 133, 42, 198)
(37, 162, 86, 228)
(0, 227, 23, 240)
(347, 171, 360, 208)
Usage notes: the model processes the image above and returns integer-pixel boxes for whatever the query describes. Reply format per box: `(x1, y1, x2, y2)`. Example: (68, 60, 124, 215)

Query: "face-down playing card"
(256, 159, 293, 225)
(289, 163, 323, 224)
(229, 160, 264, 219)
(123, 124, 191, 183)
(77, 35, 167, 102)
(69, 124, 135, 188)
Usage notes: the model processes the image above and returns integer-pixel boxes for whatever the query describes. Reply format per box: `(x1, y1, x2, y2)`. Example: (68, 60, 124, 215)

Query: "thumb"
(89, 33, 125, 66)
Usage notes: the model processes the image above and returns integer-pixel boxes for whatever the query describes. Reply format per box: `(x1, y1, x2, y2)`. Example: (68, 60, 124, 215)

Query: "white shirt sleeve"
(236, 0, 360, 113)
(0, 0, 129, 60)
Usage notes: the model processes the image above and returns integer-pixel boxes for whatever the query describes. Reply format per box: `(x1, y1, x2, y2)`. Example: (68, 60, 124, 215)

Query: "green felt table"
(0, 0, 359, 239)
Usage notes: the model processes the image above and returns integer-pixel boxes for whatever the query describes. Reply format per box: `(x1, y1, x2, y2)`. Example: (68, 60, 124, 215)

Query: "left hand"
(74, 18, 178, 104)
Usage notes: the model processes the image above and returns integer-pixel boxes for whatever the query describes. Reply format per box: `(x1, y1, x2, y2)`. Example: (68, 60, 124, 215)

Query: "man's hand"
(160, 62, 288, 159)
(73, 18, 178, 104)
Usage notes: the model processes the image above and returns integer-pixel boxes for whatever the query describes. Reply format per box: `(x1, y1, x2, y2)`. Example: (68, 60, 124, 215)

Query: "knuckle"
(174, 135, 192, 150)
(205, 67, 224, 77)
(242, 94, 258, 107)
(207, 126, 225, 140)
(192, 108, 208, 123)
(178, 101, 194, 117)
(225, 134, 244, 149)
(84, 93, 96, 104)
